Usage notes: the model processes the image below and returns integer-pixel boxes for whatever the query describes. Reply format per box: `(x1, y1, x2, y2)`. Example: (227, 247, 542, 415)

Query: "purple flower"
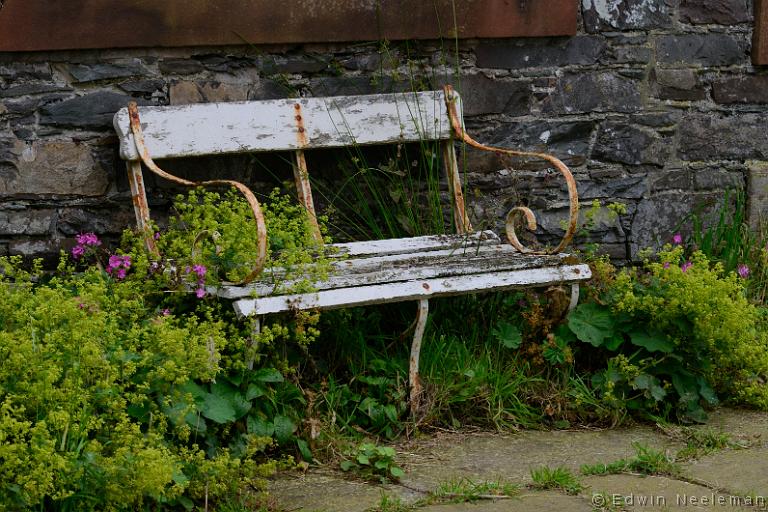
(76, 232, 101, 247)
(195, 287, 206, 299)
(154, 232, 161, 240)
(737, 264, 750, 278)
(681, 261, 693, 273)
(71, 245, 85, 260)
(672, 233, 683, 245)
(106, 254, 132, 279)
(162, 308, 171, 316)
(663, 262, 671, 269)
(192, 264, 207, 278)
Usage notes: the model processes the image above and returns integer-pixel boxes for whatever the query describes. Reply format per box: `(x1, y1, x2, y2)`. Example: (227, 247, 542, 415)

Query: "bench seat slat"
(232, 264, 591, 316)
(215, 245, 565, 299)
(330, 230, 499, 257)
(114, 90, 460, 161)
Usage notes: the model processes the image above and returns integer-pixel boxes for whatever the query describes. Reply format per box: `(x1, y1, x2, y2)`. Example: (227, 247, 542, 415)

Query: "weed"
(659, 425, 744, 460)
(580, 442, 679, 477)
(367, 493, 415, 512)
(529, 466, 583, 494)
(340, 443, 405, 484)
(433, 477, 519, 503)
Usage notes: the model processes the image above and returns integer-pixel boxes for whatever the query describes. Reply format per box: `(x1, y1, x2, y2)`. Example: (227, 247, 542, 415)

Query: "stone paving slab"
(418, 491, 591, 512)
(582, 474, 751, 510)
(399, 426, 681, 491)
(682, 447, 768, 498)
(268, 472, 390, 512)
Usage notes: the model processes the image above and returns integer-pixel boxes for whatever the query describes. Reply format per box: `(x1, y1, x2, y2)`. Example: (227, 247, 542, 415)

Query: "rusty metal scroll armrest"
(442, 85, 579, 255)
(127, 102, 267, 284)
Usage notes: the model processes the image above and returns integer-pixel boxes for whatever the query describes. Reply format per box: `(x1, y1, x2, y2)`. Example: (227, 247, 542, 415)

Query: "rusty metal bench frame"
(113, 86, 591, 412)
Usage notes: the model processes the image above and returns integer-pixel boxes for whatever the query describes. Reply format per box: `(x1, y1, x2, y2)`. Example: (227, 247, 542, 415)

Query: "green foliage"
(580, 442, 679, 476)
(339, 443, 405, 483)
(0, 256, 276, 511)
(529, 466, 582, 494)
(433, 478, 519, 503)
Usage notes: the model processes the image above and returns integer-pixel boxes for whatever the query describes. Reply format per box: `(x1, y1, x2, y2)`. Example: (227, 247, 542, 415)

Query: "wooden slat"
(232, 264, 591, 317)
(113, 90, 461, 161)
(755, 0, 768, 65)
(331, 230, 498, 257)
(0, 1, 578, 52)
(215, 245, 565, 299)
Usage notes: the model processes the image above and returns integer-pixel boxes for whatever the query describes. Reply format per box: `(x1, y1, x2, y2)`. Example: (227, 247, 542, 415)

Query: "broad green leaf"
(628, 329, 674, 353)
(178, 381, 207, 406)
(374, 460, 389, 470)
(201, 393, 236, 424)
(390, 466, 405, 478)
(246, 383, 265, 400)
(253, 368, 284, 383)
(492, 322, 523, 349)
(339, 460, 355, 471)
(212, 381, 251, 419)
(567, 303, 615, 347)
(296, 439, 313, 462)
(697, 377, 719, 406)
(633, 374, 667, 402)
(273, 414, 297, 444)
(357, 454, 370, 465)
(247, 415, 274, 437)
(604, 334, 624, 351)
(672, 373, 699, 405)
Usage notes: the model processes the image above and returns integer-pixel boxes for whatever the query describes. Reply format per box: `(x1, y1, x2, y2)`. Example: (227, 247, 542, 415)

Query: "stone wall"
(0, 0, 766, 262)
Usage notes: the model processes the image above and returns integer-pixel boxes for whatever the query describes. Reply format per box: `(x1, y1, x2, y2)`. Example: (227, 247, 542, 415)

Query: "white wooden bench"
(113, 86, 591, 412)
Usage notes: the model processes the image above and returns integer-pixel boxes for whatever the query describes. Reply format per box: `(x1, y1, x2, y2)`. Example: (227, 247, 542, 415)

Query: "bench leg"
(569, 284, 580, 312)
(247, 316, 261, 370)
(409, 299, 429, 415)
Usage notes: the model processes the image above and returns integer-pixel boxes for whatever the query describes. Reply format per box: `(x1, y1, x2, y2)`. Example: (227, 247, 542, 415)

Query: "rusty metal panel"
(755, 0, 768, 65)
(0, 0, 577, 52)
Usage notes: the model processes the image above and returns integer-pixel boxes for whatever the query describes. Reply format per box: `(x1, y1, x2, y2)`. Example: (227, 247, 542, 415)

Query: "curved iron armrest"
(127, 102, 268, 284)
(442, 85, 579, 255)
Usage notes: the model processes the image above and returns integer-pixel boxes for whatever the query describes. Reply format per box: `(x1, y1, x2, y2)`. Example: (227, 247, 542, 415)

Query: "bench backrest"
(113, 90, 463, 162)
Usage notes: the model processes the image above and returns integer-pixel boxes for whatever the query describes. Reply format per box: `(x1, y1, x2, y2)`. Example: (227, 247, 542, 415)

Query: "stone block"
(158, 58, 204, 75)
(118, 79, 165, 95)
(0, 140, 109, 196)
(542, 72, 642, 114)
(748, 160, 768, 230)
(66, 60, 148, 83)
(0, 83, 72, 98)
(39, 91, 150, 129)
(488, 120, 595, 168)
(651, 169, 692, 192)
(57, 206, 136, 236)
(593, 123, 672, 166)
(712, 76, 768, 104)
(693, 167, 745, 190)
(475, 36, 606, 69)
(192, 53, 256, 73)
(433, 74, 530, 116)
(655, 34, 746, 66)
(679, 114, 768, 161)
(260, 54, 329, 74)
(0, 209, 55, 235)
(582, 0, 675, 32)
(680, 0, 752, 24)
(650, 68, 706, 101)
(169, 80, 248, 105)
(0, 63, 52, 81)
(308, 76, 410, 97)
(600, 45, 652, 64)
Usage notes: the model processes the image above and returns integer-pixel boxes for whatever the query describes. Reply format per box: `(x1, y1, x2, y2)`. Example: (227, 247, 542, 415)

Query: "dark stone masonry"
(0, 0, 766, 262)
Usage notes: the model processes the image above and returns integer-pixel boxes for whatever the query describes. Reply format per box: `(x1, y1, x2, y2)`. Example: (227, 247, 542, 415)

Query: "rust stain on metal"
(127, 102, 268, 283)
(0, 0, 577, 52)
(292, 103, 323, 243)
(442, 85, 579, 255)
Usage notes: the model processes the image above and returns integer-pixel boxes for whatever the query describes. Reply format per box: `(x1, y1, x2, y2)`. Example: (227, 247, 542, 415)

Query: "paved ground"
(270, 409, 768, 511)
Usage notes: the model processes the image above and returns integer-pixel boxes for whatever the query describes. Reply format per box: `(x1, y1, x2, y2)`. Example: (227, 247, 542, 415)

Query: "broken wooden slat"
(232, 264, 591, 316)
(113, 91, 461, 161)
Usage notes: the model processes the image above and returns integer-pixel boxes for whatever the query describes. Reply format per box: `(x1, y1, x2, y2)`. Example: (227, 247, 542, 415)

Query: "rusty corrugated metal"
(0, 0, 576, 52)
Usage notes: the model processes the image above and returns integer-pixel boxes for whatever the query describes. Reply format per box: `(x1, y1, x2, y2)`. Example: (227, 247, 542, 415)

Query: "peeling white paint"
(539, 130, 551, 143)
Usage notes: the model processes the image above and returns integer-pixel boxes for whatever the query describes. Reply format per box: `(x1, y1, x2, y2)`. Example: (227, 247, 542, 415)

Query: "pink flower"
(672, 233, 683, 245)
(106, 254, 132, 279)
(737, 264, 750, 278)
(681, 261, 693, 273)
(162, 308, 171, 316)
(154, 232, 161, 240)
(195, 287, 206, 299)
(192, 264, 207, 278)
(663, 262, 670, 269)
(71, 245, 85, 259)
(76, 233, 101, 247)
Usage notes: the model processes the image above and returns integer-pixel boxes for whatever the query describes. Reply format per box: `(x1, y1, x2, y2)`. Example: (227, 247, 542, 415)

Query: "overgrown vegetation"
(3, 172, 768, 509)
